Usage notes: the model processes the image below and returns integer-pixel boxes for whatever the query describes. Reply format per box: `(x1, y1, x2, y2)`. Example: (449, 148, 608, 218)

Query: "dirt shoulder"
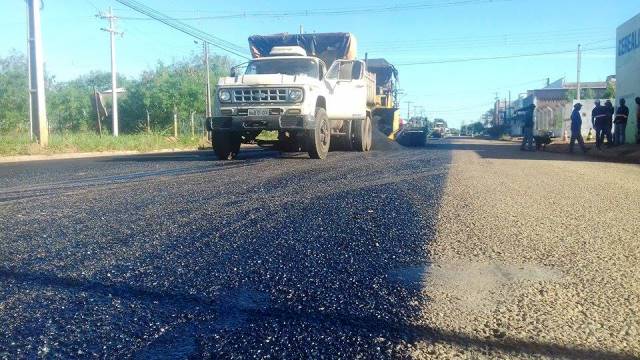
(0, 147, 199, 164)
(412, 138, 640, 359)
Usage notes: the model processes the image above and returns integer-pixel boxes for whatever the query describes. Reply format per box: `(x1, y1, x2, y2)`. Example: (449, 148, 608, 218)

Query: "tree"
(603, 81, 616, 99)
(0, 51, 29, 132)
(46, 71, 128, 133)
(0, 50, 232, 135)
(461, 121, 485, 135)
(566, 88, 596, 101)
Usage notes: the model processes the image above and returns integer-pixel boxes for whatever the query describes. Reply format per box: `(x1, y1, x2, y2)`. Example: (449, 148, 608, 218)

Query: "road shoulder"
(0, 147, 200, 164)
(412, 139, 640, 359)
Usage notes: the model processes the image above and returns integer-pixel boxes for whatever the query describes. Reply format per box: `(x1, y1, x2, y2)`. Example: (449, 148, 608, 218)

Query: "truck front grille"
(233, 88, 287, 103)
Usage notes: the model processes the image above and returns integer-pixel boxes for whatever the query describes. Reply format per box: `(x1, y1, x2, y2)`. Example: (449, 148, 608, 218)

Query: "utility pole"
(204, 42, 212, 118)
(576, 44, 582, 101)
(190, 111, 195, 138)
(99, 7, 122, 136)
(26, 0, 48, 146)
(508, 90, 511, 122)
(494, 92, 499, 125)
(25, 3, 33, 141)
(173, 106, 178, 138)
(406, 101, 413, 119)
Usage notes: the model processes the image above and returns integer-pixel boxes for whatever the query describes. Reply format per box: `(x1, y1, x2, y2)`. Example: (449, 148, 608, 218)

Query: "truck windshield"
(245, 58, 319, 79)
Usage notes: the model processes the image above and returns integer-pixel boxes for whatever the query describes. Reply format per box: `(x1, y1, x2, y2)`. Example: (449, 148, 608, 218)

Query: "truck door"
(325, 60, 367, 120)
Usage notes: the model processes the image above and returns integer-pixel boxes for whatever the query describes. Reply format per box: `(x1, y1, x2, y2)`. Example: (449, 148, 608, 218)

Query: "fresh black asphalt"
(0, 145, 450, 358)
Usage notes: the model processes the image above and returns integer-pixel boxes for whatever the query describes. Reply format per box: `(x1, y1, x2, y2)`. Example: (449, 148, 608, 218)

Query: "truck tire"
(352, 116, 372, 152)
(213, 131, 241, 160)
(307, 107, 330, 159)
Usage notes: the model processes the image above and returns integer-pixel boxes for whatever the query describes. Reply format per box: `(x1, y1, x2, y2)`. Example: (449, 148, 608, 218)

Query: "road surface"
(0, 138, 638, 359)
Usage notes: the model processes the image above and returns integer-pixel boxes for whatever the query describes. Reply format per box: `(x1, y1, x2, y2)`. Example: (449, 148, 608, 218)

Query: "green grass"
(256, 131, 278, 141)
(0, 132, 206, 156)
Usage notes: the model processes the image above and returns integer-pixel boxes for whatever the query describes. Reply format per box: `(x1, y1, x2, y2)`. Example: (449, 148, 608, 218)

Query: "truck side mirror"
(230, 68, 236, 77)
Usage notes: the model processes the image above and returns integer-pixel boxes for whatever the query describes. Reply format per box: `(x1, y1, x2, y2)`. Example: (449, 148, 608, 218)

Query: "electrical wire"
(115, 0, 250, 59)
(394, 46, 614, 66)
(117, 0, 514, 20)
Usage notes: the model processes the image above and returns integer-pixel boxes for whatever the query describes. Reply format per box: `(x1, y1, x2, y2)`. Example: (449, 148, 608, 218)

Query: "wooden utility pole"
(406, 101, 413, 119)
(190, 111, 195, 138)
(94, 87, 102, 136)
(146, 109, 150, 133)
(26, 0, 48, 146)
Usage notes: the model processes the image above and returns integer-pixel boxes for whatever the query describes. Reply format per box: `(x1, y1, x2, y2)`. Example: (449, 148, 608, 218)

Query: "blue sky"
(2, 0, 639, 129)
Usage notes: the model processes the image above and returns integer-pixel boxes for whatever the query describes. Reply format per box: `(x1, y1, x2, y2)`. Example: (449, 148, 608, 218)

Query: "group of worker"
(521, 98, 640, 153)
(589, 97, 635, 149)
(569, 97, 639, 153)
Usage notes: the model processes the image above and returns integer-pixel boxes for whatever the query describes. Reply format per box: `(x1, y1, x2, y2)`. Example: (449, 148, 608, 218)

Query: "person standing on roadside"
(570, 103, 589, 153)
(604, 100, 615, 147)
(635, 97, 640, 144)
(591, 100, 605, 150)
(521, 104, 535, 151)
(614, 98, 629, 145)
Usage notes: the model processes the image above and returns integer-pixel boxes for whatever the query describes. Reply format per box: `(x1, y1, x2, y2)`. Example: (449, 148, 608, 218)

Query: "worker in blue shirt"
(520, 104, 535, 151)
(570, 103, 589, 153)
(614, 98, 629, 145)
(591, 100, 607, 150)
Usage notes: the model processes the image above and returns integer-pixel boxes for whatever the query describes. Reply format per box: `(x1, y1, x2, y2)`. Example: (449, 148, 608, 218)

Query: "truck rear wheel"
(213, 131, 241, 160)
(352, 116, 372, 152)
(307, 107, 330, 159)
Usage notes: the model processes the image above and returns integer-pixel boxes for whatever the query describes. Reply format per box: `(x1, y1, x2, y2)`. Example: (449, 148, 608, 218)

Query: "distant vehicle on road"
(432, 118, 448, 138)
(396, 117, 428, 146)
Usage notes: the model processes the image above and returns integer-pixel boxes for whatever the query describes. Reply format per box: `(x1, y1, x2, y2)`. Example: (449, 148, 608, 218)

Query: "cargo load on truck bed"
(248, 32, 357, 66)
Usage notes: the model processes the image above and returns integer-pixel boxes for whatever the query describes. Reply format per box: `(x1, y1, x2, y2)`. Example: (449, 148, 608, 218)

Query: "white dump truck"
(207, 32, 383, 160)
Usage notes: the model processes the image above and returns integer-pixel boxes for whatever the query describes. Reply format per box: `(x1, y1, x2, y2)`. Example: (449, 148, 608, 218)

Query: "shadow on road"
(0, 266, 633, 360)
(101, 147, 279, 163)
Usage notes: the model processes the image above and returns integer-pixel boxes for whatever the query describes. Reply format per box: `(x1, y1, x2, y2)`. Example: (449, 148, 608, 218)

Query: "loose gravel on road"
(412, 139, 640, 359)
(0, 146, 447, 358)
(1, 139, 638, 359)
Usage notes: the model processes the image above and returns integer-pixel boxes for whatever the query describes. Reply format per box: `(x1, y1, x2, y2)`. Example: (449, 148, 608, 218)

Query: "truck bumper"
(208, 114, 315, 132)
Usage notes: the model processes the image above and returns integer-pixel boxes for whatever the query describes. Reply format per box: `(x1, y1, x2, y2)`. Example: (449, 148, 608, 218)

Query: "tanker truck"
(207, 32, 399, 160)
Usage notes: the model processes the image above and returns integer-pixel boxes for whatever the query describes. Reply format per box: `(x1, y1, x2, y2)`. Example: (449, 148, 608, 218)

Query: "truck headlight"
(288, 89, 303, 102)
(219, 89, 231, 102)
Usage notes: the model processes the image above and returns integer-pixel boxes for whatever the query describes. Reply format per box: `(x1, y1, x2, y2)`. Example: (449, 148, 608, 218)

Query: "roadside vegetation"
(0, 133, 208, 156)
(0, 50, 233, 156)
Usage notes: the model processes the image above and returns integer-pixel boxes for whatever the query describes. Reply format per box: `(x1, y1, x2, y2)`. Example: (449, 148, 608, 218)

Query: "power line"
(362, 26, 610, 46)
(114, 0, 250, 59)
(394, 46, 614, 66)
(364, 35, 614, 53)
(117, 0, 513, 20)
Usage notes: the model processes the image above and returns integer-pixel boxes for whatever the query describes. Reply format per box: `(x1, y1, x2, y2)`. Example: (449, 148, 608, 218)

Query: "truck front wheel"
(352, 116, 372, 152)
(213, 131, 241, 160)
(307, 107, 330, 159)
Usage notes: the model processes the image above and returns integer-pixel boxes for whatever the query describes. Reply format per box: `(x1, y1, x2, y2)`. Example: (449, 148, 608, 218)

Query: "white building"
(616, 13, 640, 143)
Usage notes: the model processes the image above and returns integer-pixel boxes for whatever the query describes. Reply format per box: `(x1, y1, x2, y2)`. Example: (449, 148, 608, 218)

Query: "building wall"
(617, 13, 640, 143)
